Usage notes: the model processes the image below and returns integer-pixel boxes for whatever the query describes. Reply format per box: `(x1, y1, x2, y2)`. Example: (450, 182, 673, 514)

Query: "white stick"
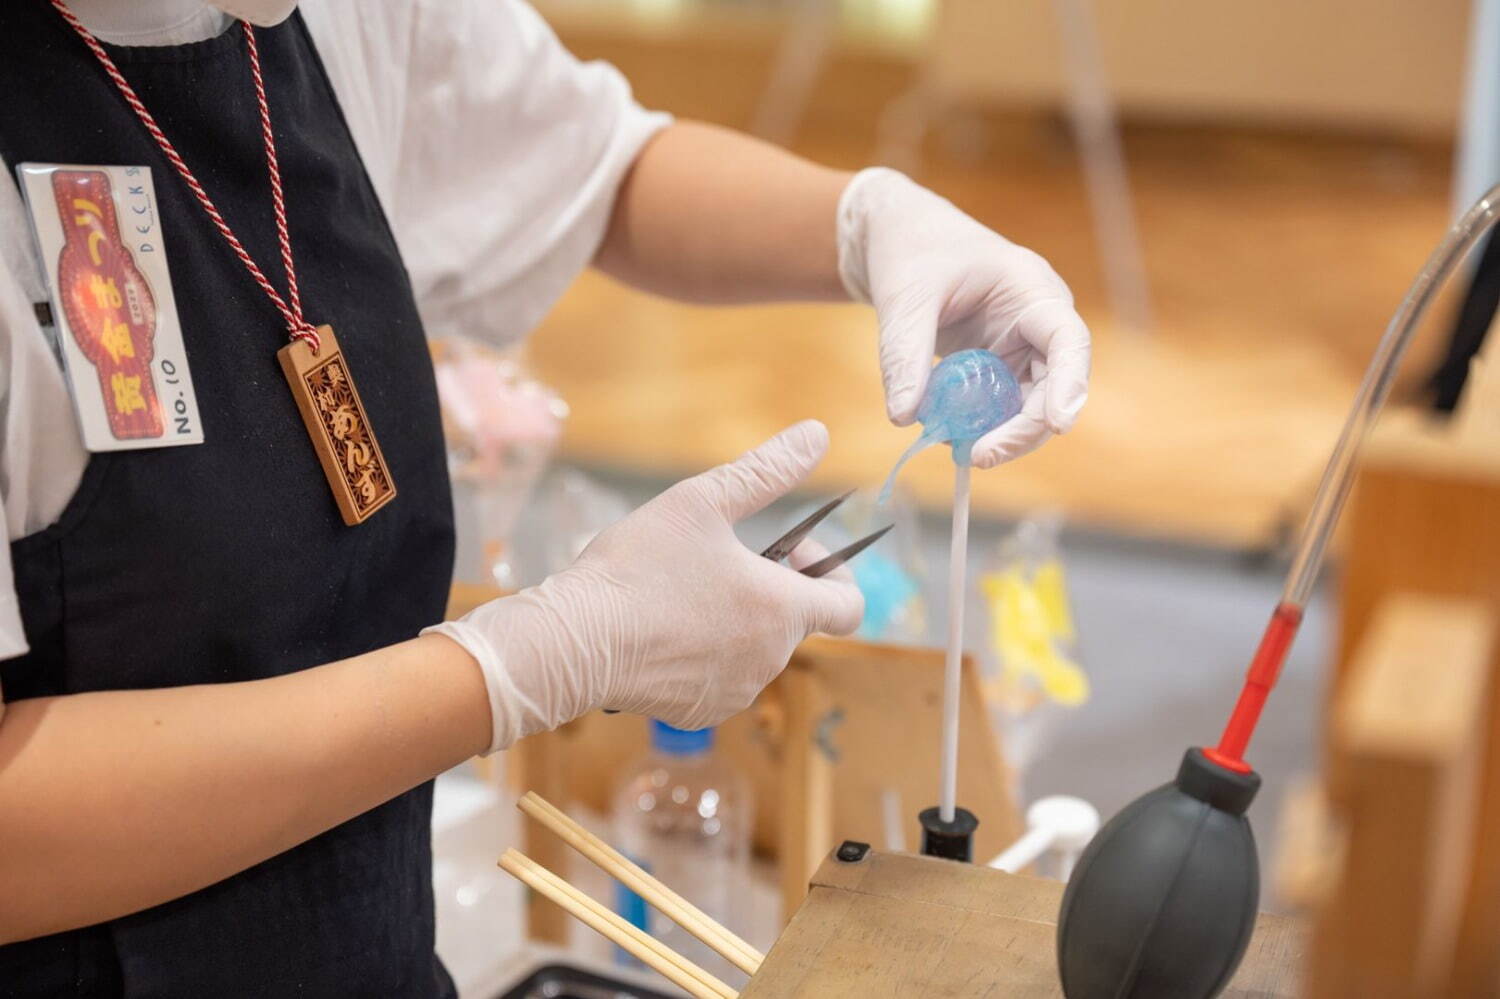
(880, 787, 907, 853)
(988, 825, 1055, 873)
(940, 461, 971, 823)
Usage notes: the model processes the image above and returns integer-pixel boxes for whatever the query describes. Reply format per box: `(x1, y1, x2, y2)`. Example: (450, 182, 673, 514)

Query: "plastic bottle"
(611, 721, 752, 980)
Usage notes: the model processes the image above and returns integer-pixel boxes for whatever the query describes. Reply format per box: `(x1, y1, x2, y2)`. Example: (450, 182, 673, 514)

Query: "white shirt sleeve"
(0, 178, 89, 667)
(301, 0, 672, 347)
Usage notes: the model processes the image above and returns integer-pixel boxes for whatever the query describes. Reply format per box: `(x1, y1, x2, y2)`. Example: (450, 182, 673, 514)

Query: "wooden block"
(776, 667, 834, 918)
(1338, 411, 1500, 684)
(742, 849, 1302, 998)
(1271, 777, 1344, 913)
(1314, 595, 1495, 998)
(766, 638, 1021, 867)
(1335, 412, 1500, 994)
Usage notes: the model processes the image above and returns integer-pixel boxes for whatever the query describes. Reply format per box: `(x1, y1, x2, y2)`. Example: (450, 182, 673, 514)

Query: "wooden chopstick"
(504, 851, 736, 998)
(499, 849, 737, 999)
(506, 851, 737, 999)
(519, 791, 766, 974)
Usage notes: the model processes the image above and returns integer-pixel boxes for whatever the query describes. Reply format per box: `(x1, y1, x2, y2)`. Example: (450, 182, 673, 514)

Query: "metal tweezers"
(603, 491, 890, 712)
(761, 490, 892, 578)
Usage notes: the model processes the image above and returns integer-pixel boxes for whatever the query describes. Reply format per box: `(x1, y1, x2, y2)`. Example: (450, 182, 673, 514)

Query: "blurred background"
(434, 2, 1500, 994)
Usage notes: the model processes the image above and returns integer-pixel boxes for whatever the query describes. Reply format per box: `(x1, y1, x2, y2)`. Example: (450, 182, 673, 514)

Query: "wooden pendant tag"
(277, 324, 397, 525)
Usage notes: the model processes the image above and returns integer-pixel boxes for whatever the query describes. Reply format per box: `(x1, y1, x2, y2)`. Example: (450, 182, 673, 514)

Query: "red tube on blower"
(1202, 602, 1304, 774)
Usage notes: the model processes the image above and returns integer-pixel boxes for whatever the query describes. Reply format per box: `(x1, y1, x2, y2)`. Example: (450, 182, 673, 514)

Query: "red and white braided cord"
(50, 0, 321, 352)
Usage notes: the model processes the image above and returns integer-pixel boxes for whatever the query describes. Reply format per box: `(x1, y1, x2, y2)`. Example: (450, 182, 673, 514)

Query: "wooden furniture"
(739, 846, 1302, 998)
(1310, 594, 1495, 997)
(503, 635, 1021, 942)
(1331, 390, 1500, 993)
(1268, 345, 1500, 995)
(1337, 411, 1500, 679)
(502, 800, 1304, 996)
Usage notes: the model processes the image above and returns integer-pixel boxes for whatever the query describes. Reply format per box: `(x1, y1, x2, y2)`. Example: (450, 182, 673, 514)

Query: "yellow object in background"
(980, 557, 1088, 709)
(1032, 560, 1076, 643)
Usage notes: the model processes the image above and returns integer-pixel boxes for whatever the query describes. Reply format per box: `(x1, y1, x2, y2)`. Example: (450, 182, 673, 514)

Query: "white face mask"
(210, 0, 297, 27)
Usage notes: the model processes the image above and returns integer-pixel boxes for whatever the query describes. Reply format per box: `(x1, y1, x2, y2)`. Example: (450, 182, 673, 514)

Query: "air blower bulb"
(1056, 748, 1260, 998)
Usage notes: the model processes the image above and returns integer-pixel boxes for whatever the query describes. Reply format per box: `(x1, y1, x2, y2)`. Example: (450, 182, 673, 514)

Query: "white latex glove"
(837, 167, 1092, 468)
(426, 421, 864, 753)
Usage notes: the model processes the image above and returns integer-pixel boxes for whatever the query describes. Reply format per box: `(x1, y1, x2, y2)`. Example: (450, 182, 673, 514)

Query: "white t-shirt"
(0, 0, 670, 666)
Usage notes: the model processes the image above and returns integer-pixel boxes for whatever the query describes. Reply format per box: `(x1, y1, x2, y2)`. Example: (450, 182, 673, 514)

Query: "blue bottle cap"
(650, 719, 714, 755)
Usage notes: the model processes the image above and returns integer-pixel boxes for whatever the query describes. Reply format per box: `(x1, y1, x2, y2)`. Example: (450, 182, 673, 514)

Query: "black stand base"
(919, 806, 979, 862)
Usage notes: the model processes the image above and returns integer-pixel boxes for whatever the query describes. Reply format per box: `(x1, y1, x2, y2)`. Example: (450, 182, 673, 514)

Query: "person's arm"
(595, 121, 1093, 468)
(0, 635, 489, 944)
(0, 421, 859, 946)
(595, 121, 850, 304)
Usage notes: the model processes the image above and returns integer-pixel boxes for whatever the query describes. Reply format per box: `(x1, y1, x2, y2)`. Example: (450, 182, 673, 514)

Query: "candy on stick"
(881, 349, 1022, 854)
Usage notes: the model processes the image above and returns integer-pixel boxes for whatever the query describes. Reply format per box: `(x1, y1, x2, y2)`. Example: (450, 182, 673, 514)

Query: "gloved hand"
(837, 167, 1092, 467)
(426, 421, 864, 753)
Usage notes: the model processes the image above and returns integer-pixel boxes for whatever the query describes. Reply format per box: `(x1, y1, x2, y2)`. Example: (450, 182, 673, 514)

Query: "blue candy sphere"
(878, 350, 1023, 502)
(917, 349, 1023, 452)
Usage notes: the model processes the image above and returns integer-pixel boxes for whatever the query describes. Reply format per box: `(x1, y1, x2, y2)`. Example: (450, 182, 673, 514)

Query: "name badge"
(16, 163, 203, 451)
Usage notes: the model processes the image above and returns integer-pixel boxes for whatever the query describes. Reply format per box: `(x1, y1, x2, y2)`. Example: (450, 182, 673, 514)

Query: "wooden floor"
(527, 12, 1458, 548)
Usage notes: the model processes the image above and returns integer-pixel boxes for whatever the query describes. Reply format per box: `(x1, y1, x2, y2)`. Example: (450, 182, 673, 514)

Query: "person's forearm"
(595, 120, 852, 303)
(0, 634, 489, 944)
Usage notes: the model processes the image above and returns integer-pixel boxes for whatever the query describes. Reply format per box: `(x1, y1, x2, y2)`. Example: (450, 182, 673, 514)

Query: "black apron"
(0, 6, 457, 996)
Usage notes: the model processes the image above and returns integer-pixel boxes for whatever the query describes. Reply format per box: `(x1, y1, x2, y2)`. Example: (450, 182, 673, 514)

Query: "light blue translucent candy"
(879, 349, 1022, 503)
(852, 548, 920, 640)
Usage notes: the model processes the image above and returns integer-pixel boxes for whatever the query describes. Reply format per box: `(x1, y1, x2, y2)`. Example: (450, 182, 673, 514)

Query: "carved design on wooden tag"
(277, 324, 396, 525)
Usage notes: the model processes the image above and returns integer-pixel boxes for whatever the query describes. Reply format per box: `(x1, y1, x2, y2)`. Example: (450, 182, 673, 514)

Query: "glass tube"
(1281, 184, 1500, 608)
